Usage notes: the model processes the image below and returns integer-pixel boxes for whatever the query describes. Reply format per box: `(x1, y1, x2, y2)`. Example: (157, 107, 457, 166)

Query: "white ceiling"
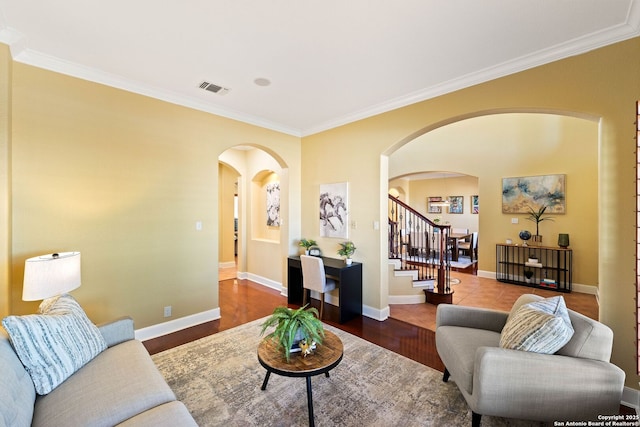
(0, 1, 638, 137)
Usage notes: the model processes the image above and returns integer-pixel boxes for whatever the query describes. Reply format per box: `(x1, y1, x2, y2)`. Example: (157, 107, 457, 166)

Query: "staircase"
(388, 195, 452, 295)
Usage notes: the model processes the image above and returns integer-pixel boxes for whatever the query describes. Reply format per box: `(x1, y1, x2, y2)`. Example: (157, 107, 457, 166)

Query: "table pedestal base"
(261, 370, 331, 427)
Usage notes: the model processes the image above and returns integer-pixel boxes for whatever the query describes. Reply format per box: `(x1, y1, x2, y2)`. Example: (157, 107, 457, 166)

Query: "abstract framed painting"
(471, 195, 479, 214)
(448, 196, 463, 214)
(266, 182, 281, 226)
(502, 174, 566, 214)
(319, 182, 349, 238)
(427, 196, 443, 214)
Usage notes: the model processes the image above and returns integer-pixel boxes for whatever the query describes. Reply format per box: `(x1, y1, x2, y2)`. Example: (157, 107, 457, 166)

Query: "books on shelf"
(539, 278, 558, 288)
(525, 261, 543, 267)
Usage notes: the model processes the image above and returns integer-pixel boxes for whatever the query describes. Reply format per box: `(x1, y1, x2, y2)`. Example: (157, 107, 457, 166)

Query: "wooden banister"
(388, 194, 452, 293)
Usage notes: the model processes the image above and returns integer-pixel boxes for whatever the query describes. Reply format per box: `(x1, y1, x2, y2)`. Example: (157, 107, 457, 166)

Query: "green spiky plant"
(260, 305, 325, 361)
(525, 205, 554, 236)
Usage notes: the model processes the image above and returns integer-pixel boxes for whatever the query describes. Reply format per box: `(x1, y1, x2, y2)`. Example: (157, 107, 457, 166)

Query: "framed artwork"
(502, 174, 566, 214)
(427, 196, 443, 214)
(449, 196, 463, 214)
(471, 195, 479, 214)
(319, 182, 349, 238)
(266, 182, 281, 226)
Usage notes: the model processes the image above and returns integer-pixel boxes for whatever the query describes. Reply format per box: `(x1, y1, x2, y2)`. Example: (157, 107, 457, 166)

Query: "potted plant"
(337, 241, 356, 265)
(259, 305, 325, 361)
(524, 270, 534, 283)
(299, 238, 317, 255)
(525, 205, 554, 245)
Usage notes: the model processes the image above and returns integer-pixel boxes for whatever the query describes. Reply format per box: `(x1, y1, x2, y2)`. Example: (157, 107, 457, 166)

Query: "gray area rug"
(152, 318, 541, 427)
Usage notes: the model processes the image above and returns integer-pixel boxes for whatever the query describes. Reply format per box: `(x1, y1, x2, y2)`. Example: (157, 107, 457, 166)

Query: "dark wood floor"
(143, 275, 633, 416)
(143, 277, 445, 372)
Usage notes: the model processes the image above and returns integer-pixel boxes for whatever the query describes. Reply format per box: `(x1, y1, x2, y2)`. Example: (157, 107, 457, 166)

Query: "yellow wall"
(406, 176, 480, 232)
(6, 59, 299, 328)
(0, 44, 10, 317)
(302, 37, 640, 387)
(218, 162, 238, 266)
(390, 113, 599, 286)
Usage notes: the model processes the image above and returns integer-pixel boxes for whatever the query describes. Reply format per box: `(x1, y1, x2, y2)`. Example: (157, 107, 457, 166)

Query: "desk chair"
(300, 255, 337, 319)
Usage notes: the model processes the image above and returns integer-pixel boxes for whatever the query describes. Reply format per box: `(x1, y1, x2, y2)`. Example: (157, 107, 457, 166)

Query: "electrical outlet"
(163, 306, 172, 317)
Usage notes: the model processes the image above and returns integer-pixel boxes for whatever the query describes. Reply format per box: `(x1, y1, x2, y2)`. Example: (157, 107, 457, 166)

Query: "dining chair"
(300, 255, 337, 319)
(458, 231, 478, 262)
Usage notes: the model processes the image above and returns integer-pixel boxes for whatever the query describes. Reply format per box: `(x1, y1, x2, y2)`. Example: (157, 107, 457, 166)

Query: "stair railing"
(388, 194, 451, 292)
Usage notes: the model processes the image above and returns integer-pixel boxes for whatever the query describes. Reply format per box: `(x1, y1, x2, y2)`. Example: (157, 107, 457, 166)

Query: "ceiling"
(0, 1, 638, 137)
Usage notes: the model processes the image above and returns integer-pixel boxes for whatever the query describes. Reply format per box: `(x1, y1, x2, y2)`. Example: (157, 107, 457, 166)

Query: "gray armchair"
(435, 294, 625, 426)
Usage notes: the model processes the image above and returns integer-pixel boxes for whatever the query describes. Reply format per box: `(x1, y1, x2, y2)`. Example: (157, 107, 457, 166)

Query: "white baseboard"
(219, 261, 236, 269)
(135, 308, 221, 341)
(239, 271, 287, 296)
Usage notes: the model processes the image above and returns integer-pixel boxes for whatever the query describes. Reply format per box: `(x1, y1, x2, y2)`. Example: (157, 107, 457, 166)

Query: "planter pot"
(532, 235, 543, 246)
(345, 258, 353, 266)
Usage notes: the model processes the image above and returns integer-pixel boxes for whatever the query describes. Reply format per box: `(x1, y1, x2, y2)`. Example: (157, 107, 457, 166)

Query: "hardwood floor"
(142, 270, 633, 416)
(144, 269, 597, 373)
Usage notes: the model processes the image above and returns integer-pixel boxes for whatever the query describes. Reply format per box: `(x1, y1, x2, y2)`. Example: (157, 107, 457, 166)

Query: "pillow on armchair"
(500, 296, 574, 354)
(2, 294, 106, 395)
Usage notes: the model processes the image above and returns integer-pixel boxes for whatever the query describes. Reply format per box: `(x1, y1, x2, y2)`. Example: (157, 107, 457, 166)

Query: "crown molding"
(301, 15, 640, 137)
(2, 8, 639, 139)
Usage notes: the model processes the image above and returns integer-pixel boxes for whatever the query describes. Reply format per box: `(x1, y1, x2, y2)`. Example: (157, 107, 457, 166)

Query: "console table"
(287, 256, 363, 323)
(496, 244, 572, 292)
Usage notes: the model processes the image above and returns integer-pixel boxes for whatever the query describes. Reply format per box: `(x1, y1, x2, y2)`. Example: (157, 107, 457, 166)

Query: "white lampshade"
(22, 252, 81, 301)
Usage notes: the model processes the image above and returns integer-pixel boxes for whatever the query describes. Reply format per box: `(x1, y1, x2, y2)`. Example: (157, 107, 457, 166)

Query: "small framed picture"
(449, 196, 463, 214)
(428, 196, 443, 214)
(471, 195, 479, 214)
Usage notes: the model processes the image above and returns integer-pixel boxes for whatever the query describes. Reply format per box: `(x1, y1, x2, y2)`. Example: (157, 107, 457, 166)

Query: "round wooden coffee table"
(257, 330, 343, 427)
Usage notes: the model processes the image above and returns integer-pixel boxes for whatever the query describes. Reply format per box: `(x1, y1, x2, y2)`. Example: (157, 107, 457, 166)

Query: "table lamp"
(22, 252, 81, 303)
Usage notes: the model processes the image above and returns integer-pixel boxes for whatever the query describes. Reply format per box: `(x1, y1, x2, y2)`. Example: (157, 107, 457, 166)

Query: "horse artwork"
(319, 182, 349, 238)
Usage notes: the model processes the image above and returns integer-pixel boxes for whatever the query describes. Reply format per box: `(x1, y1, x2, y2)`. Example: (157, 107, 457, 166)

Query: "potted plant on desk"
(299, 238, 317, 255)
(337, 241, 356, 265)
(260, 305, 325, 361)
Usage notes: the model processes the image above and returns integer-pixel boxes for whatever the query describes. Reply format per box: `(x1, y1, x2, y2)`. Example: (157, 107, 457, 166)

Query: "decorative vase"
(532, 235, 543, 246)
(558, 233, 570, 248)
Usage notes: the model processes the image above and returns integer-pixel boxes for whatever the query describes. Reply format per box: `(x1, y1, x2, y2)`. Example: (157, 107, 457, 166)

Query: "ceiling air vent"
(199, 81, 230, 95)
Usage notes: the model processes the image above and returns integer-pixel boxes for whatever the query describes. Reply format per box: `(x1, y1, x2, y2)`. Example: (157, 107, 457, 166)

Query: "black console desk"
(287, 256, 363, 323)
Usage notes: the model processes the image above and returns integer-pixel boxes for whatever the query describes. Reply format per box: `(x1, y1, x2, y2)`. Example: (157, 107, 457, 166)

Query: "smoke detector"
(199, 81, 230, 95)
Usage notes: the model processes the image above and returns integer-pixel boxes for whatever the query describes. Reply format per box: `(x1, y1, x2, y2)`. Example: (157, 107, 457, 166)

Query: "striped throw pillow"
(2, 294, 106, 395)
(499, 296, 574, 354)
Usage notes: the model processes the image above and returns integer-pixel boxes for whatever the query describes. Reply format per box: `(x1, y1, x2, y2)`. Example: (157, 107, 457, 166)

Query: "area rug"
(152, 318, 541, 427)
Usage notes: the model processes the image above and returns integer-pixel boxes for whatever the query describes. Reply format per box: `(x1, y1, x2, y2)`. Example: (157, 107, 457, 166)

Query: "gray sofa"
(436, 294, 625, 426)
(0, 316, 197, 427)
